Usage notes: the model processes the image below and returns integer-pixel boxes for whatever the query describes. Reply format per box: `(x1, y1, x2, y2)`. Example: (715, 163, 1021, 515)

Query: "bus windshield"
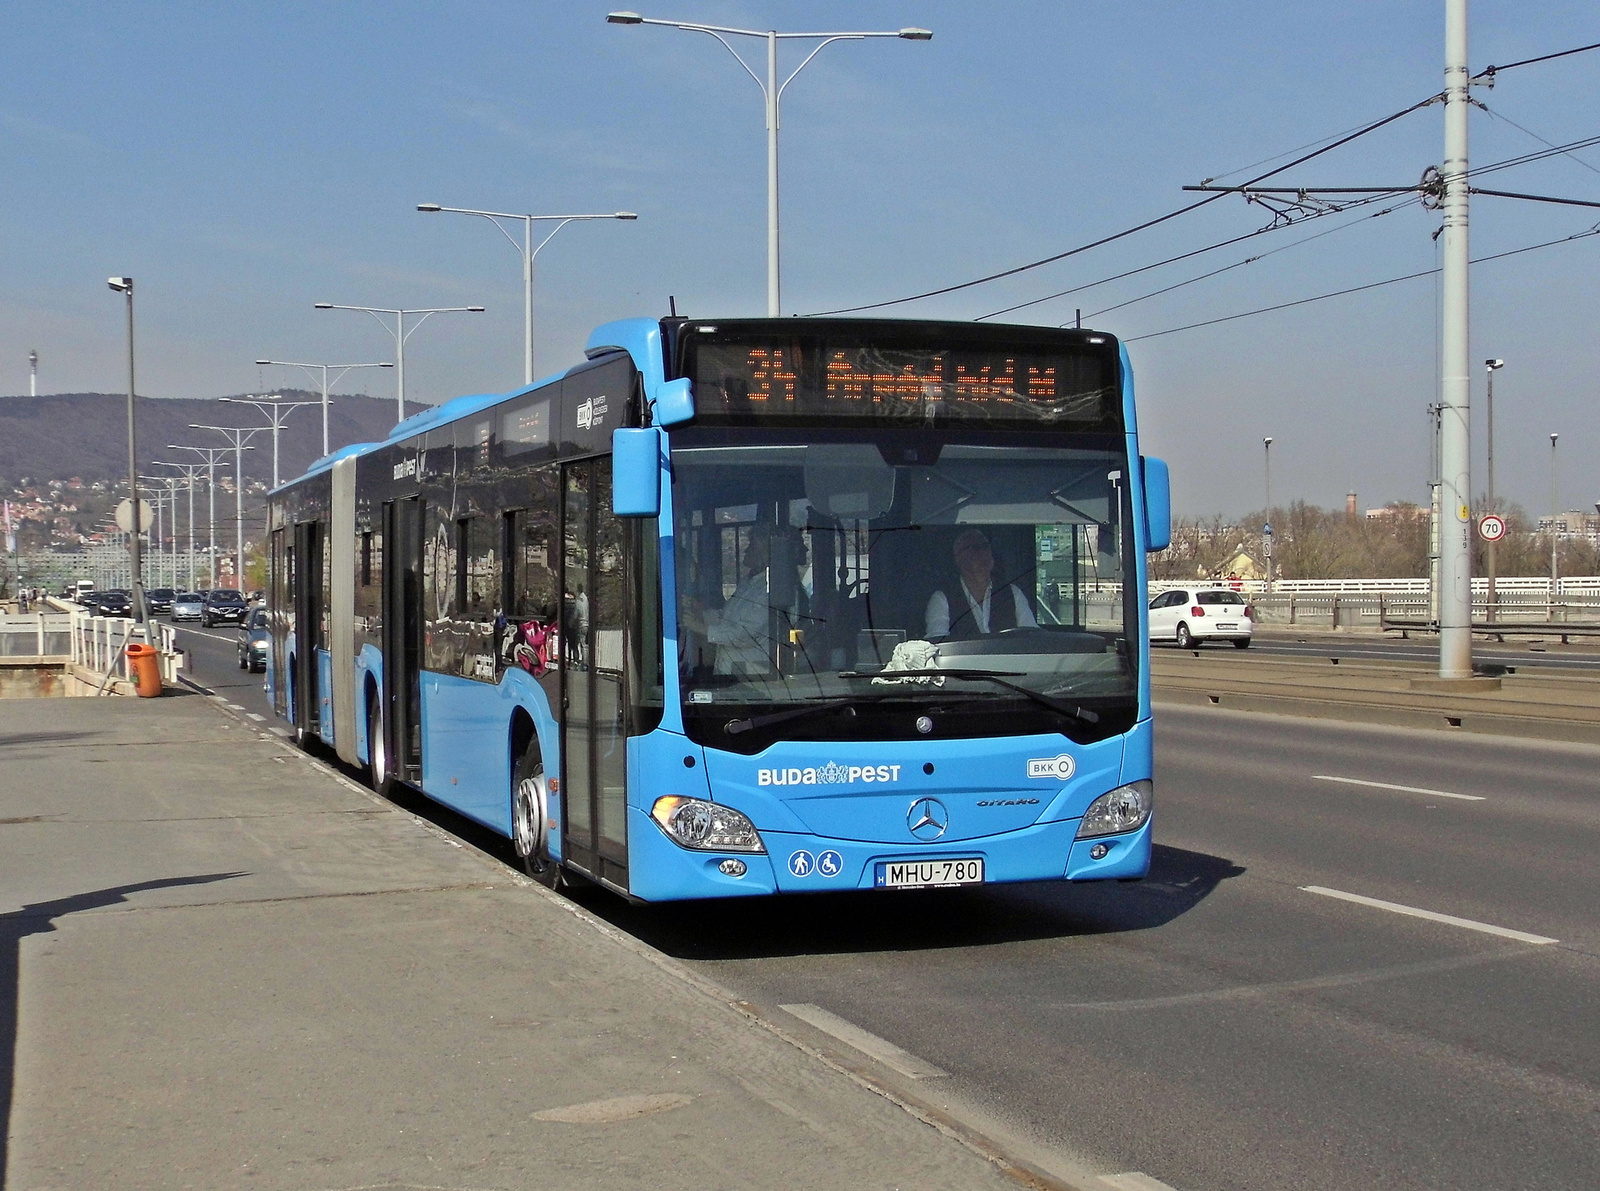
(671, 426, 1138, 751)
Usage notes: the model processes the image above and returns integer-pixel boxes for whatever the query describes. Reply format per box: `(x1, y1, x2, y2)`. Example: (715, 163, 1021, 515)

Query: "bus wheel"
(513, 747, 563, 889)
(367, 698, 391, 797)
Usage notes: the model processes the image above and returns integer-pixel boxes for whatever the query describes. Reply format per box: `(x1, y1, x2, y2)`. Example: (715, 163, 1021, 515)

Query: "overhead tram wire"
(1125, 224, 1600, 342)
(1474, 39, 1600, 83)
(1477, 105, 1600, 177)
(820, 39, 1600, 322)
(1078, 196, 1424, 322)
(977, 189, 1414, 321)
(807, 92, 1444, 316)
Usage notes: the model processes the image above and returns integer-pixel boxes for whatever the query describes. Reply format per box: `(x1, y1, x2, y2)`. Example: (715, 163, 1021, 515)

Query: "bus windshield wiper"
(721, 688, 923, 736)
(724, 697, 854, 736)
(851, 668, 1101, 726)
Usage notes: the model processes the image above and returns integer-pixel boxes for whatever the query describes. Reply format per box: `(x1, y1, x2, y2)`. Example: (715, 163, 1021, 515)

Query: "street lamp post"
(1549, 432, 1560, 608)
(220, 395, 319, 488)
(191, 425, 261, 591)
(167, 445, 233, 588)
(607, 11, 930, 316)
(418, 205, 636, 384)
(1262, 437, 1274, 595)
(254, 359, 392, 458)
(1484, 359, 1504, 621)
(107, 276, 152, 632)
(314, 303, 484, 424)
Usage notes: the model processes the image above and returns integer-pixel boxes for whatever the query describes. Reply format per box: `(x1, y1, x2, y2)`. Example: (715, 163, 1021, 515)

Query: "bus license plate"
(876, 858, 985, 889)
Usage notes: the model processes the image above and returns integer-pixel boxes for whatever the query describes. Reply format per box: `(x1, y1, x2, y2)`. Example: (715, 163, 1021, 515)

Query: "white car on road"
(1149, 587, 1254, 649)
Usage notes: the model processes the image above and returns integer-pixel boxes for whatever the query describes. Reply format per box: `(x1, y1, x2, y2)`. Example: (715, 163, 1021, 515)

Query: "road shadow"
(0, 732, 101, 751)
(571, 844, 1246, 962)
(300, 739, 1245, 963)
(0, 873, 243, 1188)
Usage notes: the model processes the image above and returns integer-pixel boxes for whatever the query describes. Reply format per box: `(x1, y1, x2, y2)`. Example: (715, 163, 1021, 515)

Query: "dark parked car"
(238, 607, 270, 672)
(92, 590, 132, 617)
(146, 587, 175, 614)
(170, 592, 206, 622)
(201, 588, 249, 627)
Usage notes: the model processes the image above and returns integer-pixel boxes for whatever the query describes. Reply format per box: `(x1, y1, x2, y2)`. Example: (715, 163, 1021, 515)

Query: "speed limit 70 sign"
(1478, 514, 1507, 542)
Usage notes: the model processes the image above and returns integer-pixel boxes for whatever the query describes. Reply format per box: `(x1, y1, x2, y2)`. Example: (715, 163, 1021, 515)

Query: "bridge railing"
(0, 612, 74, 661)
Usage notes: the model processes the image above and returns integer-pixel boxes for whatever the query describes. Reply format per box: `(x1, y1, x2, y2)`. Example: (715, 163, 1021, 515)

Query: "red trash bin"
(125, 642, 163, 698)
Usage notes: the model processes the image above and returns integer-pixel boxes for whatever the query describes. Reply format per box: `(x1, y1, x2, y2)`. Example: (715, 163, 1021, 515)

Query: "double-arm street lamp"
(254, 359, 392, 457)
(314, 302, 484, 424)
(165, 444, 235, 589)
(151, 460, 204, 591)
(190, 425, 261, 591)
(607, 11, 930, 316)
(220, 394, 319, 488)
(418, 204, 636, 384)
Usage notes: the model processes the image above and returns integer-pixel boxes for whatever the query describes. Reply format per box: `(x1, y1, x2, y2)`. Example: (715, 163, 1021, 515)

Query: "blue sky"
(2, 2, 1596, 517)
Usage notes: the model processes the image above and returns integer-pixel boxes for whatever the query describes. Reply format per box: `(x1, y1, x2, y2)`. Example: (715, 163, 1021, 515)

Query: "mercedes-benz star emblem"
(915, 715, 934, 735)
(907, 797, 949, 841)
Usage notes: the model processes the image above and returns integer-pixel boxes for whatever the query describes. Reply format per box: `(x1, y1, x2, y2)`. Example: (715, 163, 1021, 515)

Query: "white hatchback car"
(1149, 588, 1254, 649)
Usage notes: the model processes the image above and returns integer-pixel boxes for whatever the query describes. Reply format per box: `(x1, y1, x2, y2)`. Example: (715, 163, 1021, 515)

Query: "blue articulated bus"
(266, 317, 1171, 901)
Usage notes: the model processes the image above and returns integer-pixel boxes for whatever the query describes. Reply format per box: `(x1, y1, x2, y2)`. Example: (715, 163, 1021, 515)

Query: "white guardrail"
(0, 612, 74, 660)
(63, 610, 183, 689)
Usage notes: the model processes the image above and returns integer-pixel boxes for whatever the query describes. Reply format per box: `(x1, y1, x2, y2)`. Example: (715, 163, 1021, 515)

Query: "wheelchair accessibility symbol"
(817, 850, 843, 878)
(788, 850, 814, 878)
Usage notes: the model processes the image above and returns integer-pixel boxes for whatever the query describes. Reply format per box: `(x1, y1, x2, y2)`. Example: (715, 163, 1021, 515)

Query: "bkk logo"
(757, 761, 903, 787)
(575, 394, 609, 431)
(1027, 753, 1077, 780)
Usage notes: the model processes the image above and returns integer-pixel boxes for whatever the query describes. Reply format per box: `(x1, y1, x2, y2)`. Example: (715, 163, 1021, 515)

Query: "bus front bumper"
(623, 807, 1152, 902)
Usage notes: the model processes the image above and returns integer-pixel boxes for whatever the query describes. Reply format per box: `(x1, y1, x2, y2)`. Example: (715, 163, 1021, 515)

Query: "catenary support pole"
(1437, 0, 1474, 678)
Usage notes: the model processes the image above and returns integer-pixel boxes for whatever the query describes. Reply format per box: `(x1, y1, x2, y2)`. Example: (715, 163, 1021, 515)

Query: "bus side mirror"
(1142, 456, 1170, 551)
(612, 428, 662, 517)
(653, 377, 695, 426)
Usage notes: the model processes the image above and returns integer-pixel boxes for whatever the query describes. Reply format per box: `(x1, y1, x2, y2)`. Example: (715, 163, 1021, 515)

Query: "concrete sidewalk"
(0, 692, 1029, 1191)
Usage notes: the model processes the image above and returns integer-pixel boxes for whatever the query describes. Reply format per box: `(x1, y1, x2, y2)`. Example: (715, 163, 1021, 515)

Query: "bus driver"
(925, 528, 1037, 640)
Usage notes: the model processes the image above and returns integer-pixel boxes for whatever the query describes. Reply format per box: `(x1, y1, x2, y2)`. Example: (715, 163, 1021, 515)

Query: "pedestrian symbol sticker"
(788, 850, 814, 878)
(817, 850, 843, 878)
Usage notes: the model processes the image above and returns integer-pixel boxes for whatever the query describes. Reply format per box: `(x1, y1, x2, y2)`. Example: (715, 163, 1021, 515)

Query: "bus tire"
(367, 697, 392, 797)
(513, 745, 564, 888)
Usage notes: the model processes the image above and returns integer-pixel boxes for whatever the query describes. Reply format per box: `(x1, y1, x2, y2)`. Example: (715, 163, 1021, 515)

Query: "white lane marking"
(246, 712, 265, 722)
(1301, 886, 1558, 945)
(174, 626, 241, 644)
(1312, 774, 1484, 801)
(226, 704, 245, 711)
(779, 1004, 949, 1080)
(1102, 1175, 1180, 1191)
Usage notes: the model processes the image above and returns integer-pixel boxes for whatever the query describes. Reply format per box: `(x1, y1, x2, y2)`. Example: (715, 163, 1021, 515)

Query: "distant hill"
(0, 390, 411, 487)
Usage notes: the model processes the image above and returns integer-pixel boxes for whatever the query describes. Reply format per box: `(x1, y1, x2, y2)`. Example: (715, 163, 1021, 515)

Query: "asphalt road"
(177, 632, 1600, 1191)
(170, 621, 276, 724)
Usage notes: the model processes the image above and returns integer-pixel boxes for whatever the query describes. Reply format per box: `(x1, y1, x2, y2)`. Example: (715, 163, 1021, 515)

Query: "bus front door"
(560, 458, 628, 889)
(292, 520, 324, 736)
(383, 497, 424, 784)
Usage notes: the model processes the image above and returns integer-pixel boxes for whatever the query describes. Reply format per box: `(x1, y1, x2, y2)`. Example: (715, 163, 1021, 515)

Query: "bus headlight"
(1076, 781, 1152, 839)
(650, 796, 765, 853)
